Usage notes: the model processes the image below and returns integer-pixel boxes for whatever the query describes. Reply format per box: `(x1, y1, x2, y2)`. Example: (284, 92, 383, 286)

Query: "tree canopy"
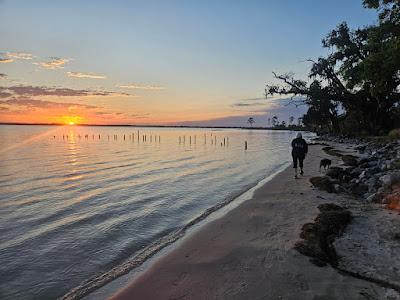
(265, 0, 400, 135)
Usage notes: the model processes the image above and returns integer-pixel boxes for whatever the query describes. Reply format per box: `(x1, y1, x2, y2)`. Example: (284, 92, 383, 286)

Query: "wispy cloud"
(237, 97, 266, 101)
(1, 97, 98, 109)
(33, 57, 71, 70)
(0, 58, 14, 63)
(118, 83, 165, 91)
(233, 102, 266, 107)
(0, 84, 132, 98)
(0, 73, 7, 79)
(131, 113, 150, 119)
(7, 52, 33, 60)
(66, 71, 106, 79)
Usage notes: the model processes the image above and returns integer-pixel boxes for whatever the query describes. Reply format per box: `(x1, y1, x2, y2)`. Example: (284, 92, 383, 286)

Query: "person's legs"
(292, 154, 298, 178)
(299, 155, 304, 175)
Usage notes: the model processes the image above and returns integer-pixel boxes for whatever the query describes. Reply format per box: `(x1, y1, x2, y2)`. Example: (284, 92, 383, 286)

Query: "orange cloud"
(118, 83, 165, 91)
(0, 58, 14, 63)
(7, 52, 33, 60)
(66, 71, 106, 79)
(0, 84, 131, 98)
(33, 57, 71, 69)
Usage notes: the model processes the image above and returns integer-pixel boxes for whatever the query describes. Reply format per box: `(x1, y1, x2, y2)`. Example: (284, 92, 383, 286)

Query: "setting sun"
(60, 115, 83, 125)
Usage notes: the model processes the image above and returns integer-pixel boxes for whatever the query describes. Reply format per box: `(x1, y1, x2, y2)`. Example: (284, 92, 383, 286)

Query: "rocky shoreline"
(312, 136, 400, 208)
(305, 136, 400, 297)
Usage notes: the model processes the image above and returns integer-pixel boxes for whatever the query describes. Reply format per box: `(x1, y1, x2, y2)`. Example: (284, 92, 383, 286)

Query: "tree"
(272, 115, 278, 127)
(265, 0, 400, 135)
(298, 117, 303, 126)
(281, 121, 287, 127)
(247, 117, 255, 127)
(289, 116, 295, 125)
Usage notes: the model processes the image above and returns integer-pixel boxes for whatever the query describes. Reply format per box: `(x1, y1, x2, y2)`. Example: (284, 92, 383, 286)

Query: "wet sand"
(109, 145, 392, 300)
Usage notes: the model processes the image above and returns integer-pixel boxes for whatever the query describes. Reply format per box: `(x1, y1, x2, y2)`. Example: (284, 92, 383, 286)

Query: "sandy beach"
(107, 144, 398, 300)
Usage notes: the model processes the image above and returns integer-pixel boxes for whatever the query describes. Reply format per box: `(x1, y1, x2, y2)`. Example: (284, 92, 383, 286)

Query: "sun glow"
(61, 115, 82, 125)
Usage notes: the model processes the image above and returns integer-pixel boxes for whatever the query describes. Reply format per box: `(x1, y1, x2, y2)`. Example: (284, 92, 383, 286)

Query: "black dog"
(320, 158, 331, 171)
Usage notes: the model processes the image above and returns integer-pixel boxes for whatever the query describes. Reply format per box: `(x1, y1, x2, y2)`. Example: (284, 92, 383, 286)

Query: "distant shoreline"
(0, 122, 305, 131)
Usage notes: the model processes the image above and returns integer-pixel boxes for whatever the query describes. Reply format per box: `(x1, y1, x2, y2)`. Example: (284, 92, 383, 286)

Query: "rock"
(351, 183, 368, 196)
(334, 184, 343, 193)
(366, 193, 377, 202)
(355, 145, 366, 151)
(367, 160, 378, 167)
(322, 146, 343, 157)
(310, 176, 335, 193)
(379, 172, 400, 188)
(350, 167, 362, 178)
(342, 155, 358, 166)
(384, 186, 400, 211)
(326, 167, 345, 178)
(380, 174, 392, 187)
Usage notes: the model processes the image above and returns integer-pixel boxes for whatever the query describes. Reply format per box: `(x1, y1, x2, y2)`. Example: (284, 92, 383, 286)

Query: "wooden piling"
(245, 141, 248, 150)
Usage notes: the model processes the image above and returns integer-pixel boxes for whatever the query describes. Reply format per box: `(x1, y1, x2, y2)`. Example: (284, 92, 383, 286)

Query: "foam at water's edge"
(60, 162, 290, 300)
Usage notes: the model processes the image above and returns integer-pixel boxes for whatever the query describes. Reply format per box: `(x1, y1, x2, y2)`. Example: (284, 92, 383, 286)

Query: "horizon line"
(0, 122, 305, 131)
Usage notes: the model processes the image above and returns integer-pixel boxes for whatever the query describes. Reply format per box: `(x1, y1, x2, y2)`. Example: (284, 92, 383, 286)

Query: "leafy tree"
(289, 116, 295, 125)
(247, 117, 255, 127)
(272, 115, 278, 127)
(265, 0, 400, 135)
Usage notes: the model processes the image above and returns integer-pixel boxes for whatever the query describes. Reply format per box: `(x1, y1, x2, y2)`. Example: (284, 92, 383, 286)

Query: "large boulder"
(326, 167, 351, 184)
(379, 172, 400, 188)
(310, 176, 335, 193)
(384, 186, 400, 211)
(342, 155, 358, 166)
(322, 146, 343, 157)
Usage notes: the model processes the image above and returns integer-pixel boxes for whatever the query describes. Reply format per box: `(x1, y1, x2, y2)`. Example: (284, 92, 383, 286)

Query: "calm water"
(0, 125, 313, 299)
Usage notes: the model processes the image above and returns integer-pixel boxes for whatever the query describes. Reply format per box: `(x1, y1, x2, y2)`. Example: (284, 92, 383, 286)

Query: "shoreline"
(104, 144, 397, 300)
(81, 163, 290, 300)
(63, 163, 291, 300)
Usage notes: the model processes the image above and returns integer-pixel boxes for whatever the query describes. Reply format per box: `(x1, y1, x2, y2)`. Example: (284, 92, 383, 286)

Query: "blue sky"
(0, 0, 377, 125)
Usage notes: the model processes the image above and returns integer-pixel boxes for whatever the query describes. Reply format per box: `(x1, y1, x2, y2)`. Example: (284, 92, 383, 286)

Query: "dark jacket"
(291, 137, 308, 157)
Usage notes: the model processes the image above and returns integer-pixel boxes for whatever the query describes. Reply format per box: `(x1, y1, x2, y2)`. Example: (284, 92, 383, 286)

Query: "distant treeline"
(265, 0, 400, 136)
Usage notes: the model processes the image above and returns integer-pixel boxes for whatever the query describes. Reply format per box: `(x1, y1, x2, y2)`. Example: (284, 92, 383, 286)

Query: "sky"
(0, 0, 377, 126)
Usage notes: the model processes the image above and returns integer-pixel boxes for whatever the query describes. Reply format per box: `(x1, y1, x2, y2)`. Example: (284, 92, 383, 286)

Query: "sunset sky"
(0, 0, 376, 126)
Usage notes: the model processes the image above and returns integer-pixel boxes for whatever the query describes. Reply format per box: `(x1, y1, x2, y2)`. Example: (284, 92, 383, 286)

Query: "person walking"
(291, 133, 308, 179)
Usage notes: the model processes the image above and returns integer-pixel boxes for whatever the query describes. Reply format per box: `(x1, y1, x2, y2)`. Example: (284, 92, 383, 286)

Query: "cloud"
(0, 107, 9, 111)
(6, 52, 33, 60)
(236, 97, 266, 101)
(0, 73, 7, 78)
(66, 71, 106, 79)
(0, 84, 131, 98)
(0, 58, 14, 63)
(0, 91, 13, 98)
(118, 83, 165, 91)
(131, 113, 150, 119)
(1, 97, 98, 109)
(33, 57, 71, 69)
(233, 102, 266, 107)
